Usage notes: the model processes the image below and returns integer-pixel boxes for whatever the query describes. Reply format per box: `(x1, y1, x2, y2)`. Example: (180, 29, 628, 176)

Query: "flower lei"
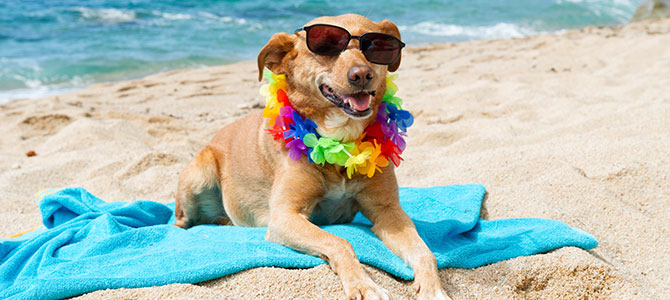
(260, 71, 413, 178)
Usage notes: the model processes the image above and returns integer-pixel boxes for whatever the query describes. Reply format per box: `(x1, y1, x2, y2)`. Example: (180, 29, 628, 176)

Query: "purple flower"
(286, 139, 307, 161)
(391, 132, 407, 151)
(376, 102, 388, 123)
(280, 106, 295, 117)
(380, 120, 397, 136)
(275, 106, 296, 127)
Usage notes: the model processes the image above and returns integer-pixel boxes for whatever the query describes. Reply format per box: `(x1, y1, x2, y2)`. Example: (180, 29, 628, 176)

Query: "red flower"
(267, 124, 287, 141)
(363, 122, 387, 142)
(276, 89, 290, 106)
(381, 140, 403, 167)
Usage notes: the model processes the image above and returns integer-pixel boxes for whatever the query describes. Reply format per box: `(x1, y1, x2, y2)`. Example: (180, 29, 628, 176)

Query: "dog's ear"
(257, 32, 295, 81)
(378, 20, 402, 72)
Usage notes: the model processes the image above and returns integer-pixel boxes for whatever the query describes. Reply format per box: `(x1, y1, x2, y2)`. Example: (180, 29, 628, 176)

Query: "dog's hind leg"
(174, 146, 228, 228)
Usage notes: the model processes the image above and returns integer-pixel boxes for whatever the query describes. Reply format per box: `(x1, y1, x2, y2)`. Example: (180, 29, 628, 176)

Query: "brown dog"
(174, 14, 450, 300)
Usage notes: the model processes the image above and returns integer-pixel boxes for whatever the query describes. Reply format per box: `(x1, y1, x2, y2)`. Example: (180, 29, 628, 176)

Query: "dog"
(174, 14, 450, 300)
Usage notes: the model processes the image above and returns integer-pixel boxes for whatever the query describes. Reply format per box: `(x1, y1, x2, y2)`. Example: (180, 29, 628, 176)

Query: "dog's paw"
(415, 281, 451, 300)
(344, 278, 391, 300)
(417, 289, 451, 300)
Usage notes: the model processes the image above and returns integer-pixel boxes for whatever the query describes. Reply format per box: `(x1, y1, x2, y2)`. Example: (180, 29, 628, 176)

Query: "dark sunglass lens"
(307, 25, 349, 56)
(360, 33, 401, 65)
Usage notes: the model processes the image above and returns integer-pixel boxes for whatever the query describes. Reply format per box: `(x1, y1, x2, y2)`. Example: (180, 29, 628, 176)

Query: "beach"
(1, 17, 669, 300)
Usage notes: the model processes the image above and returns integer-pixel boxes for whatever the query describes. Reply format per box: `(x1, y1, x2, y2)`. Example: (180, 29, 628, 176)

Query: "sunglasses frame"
(294, 24, 405, 66)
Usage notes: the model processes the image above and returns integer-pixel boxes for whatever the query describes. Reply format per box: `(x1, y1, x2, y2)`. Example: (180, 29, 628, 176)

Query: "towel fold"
(0, 185, 597, 300)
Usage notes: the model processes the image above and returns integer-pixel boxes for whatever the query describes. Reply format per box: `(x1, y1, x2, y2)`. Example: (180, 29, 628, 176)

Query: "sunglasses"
(294, 24, 405, 65)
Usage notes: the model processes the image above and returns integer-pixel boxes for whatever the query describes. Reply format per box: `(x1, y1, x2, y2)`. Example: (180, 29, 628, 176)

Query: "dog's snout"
(347, 65, 373, 88)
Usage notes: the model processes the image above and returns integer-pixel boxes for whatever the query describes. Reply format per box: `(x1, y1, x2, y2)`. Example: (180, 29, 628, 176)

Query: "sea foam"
(72, 7, 137, 24)
(399, 22, 540, 41)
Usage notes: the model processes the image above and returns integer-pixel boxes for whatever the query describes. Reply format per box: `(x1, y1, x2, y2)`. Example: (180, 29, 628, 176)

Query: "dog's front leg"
(358, 177, 451, 300)
(265, 173, 390, 300)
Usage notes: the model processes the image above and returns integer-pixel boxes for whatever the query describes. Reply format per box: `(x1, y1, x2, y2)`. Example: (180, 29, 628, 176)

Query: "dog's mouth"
(319, 84, 375, 118)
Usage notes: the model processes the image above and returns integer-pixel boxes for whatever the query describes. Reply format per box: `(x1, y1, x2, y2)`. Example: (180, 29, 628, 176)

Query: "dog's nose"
(347, 65, 374, 88)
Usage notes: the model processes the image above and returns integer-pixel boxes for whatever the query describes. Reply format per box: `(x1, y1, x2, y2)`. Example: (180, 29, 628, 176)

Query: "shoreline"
(0, 21, 634, 106)
(2, 19, 669, 299)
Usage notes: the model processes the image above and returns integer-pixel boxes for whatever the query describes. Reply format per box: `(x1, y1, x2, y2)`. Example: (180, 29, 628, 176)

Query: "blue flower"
(284, 111, 318, 140)
(386, 103, 414, 132)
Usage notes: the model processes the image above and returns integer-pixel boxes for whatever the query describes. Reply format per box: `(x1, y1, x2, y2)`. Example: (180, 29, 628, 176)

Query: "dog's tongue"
(343, 93, 371, 111)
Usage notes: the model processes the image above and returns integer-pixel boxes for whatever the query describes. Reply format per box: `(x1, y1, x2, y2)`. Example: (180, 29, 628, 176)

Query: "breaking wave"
(71, 7, 137, 24)
(399, 22, 541, 41)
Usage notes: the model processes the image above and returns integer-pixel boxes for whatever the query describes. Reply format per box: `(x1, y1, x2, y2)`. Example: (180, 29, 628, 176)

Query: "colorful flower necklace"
(260, 71, 413, 178)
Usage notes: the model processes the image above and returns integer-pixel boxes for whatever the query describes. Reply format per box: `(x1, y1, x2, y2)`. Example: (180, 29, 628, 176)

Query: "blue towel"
(0, 185, 597, 300)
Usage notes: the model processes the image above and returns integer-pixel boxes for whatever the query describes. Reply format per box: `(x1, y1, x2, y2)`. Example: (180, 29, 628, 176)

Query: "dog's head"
(257, 14, 402, 142)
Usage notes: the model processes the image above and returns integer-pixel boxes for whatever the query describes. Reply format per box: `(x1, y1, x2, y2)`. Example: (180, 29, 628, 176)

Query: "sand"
(1, 19, 669, 299)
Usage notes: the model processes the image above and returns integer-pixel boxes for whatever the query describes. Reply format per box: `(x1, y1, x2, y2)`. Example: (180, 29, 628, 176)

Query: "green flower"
(303, 134, 355, 166)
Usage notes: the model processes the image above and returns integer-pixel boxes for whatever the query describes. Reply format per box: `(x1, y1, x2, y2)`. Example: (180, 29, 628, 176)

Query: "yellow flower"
(357, 141, 389, 178)
(262, 92, 281, 126)
(385, 73, 398, 97)
(272, 75, 287, 90)
(261, 73, 288, 126)
(344, 147, 371, 179)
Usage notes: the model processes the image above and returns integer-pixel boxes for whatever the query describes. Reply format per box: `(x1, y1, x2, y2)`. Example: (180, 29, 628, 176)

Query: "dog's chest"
(309, 179, 362, 226)
(318, 111, 366, 142)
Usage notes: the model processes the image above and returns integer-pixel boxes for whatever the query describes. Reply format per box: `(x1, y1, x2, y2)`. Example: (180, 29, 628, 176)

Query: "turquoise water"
(0, 0, 641, 101)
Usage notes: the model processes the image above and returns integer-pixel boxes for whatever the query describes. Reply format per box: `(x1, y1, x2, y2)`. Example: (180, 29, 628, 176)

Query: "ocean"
(0, 0, 642, 102)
